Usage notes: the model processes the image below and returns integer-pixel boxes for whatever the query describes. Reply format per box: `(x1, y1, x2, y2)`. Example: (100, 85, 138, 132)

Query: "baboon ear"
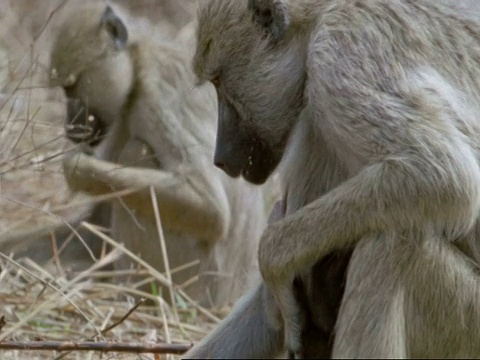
(101, 6, 128, 50)
(248, 0, 290, 43)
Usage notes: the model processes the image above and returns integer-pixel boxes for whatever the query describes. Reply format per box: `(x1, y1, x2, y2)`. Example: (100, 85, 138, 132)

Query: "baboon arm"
(261, 50, 480, 283)
(260, 137, 480, 353)
(63, 152, 230, 241)
(259, 148, 480, 282)
(332, 235, 408, 358)
(184, 282, 284, 359)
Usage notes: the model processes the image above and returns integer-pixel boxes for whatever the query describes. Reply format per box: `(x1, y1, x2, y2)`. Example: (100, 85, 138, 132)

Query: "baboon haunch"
(50, 3, 268, 307)
(186, 0, 480, 358)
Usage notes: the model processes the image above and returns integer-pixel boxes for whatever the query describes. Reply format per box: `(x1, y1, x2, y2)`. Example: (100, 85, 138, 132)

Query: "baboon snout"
(213, 148, 243, 178)
(65, 98, 105, 146)
(213, 158, 225, 170)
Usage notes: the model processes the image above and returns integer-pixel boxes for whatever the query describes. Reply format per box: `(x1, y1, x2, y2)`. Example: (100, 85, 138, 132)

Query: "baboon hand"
(62, 149, 91, 192)
(259, 225, 306, 357)
(62, 149, 111, 195)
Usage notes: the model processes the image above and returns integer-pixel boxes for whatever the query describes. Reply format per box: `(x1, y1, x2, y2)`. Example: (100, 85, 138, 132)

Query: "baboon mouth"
(241, 149, 282, 185)
(66, 98, 106, 147)
(215, 138, 281, 185)
(66, 122, 104, 147)
(242, 166, 271, 185)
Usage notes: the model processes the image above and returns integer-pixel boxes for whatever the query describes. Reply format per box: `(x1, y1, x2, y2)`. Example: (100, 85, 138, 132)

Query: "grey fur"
(187, 0, 480, 357)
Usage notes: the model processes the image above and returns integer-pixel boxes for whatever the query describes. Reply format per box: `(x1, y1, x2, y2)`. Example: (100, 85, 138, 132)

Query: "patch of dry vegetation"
(0, 0, 75, 239)
(0, 224, 223, 359)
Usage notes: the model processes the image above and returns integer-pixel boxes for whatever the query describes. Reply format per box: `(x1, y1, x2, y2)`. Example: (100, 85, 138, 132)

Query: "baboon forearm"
(259, 154, 480, 280)
(258, 151, 480, 355)
(63, 153, 229, 241)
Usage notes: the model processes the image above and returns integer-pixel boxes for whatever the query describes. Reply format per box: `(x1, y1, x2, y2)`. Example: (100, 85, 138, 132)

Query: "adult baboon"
(186, 0, 480, 358)
(112, 0, 197, 35)
(50, 3, 268, 307)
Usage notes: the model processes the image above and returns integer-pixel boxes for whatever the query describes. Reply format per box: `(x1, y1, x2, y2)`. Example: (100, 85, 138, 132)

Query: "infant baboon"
(186, 0, 480, 358)
(50, 3, 268, 307)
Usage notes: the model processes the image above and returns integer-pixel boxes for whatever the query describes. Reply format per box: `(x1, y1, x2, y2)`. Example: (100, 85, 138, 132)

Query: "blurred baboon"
(50, 3, 268, 306)
(112, 0, 196, 35)
(186, 0, 480, 358)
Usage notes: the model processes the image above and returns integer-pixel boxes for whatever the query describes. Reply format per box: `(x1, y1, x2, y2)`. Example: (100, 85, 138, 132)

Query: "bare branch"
(0, 340, 192, 354)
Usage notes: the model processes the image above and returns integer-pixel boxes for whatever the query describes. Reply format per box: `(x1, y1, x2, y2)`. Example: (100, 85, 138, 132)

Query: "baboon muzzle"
(65, 98, 105, 146)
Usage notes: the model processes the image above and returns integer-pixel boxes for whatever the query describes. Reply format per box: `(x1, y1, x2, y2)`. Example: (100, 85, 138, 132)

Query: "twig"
(101, 297, 146, 334)
(49, 230, 65, 277)
(53, 297, 147, 360)
(150, 187, 176, 309)
(150, 185, 186, 350)
(0, 340, 192, 354)
(32, 0, 68, 42)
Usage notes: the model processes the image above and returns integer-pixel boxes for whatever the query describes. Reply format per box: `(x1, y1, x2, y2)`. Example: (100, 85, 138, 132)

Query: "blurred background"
(0, 0, 197, 251)
(0, 2, 211, 359)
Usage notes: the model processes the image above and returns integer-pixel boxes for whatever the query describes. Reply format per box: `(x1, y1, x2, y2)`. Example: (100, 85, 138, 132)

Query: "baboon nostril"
(213, 156, 240, 178)
(214, 160, 225, 169)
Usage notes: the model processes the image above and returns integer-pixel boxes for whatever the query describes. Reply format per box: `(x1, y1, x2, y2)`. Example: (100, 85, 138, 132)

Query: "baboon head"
(50, 4, 133, 146)
(193, 0, 306, 185)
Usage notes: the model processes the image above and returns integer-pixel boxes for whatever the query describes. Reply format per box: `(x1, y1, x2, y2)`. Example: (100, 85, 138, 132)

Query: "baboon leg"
(335, 232, 480, 358)
(184, 282, 284, 359)
(333, 234, 407, 359)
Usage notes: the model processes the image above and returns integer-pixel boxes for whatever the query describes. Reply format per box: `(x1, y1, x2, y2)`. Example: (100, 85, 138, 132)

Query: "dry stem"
(0, 340, 192, 354)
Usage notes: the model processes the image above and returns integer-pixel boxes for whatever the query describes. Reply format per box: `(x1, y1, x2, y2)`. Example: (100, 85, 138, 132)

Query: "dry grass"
(0, 1, 227, 358)
(0, 222, 225, 360)
(0, 0, 77, 238)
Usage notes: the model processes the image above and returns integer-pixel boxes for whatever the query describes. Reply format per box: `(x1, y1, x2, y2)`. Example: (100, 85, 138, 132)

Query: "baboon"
(186, 0, 480, 358)
(112, 0, 197, 35)
(50, 3, 268, 307)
